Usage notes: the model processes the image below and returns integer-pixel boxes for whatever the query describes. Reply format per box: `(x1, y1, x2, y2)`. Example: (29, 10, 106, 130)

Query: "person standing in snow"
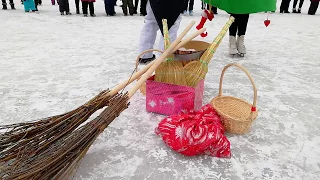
(59, 0, 71, 15)
(202, 0, 276, 57)
(292, 0, 304, 13)
(2, 0, 15, 9)
(308, 0, 319, 15)
(138, 0, 185, 63)
(134, 0, 147, 16)
(280, 0, 291, 13)
(122, 0, 134, 16)
(228, 14, 249, 56)
(75, 0, 80, 14)
(23, 0, 36, 12)
(81, 0, 95, 16)
(104, 0, 116, 16)
(182, 0, 194, 15)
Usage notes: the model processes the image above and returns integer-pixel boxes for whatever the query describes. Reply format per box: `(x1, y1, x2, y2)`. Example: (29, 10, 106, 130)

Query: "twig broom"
(0, 25, 206, 179)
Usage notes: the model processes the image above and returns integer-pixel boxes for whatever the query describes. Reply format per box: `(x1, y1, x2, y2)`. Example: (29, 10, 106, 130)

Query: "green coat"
(203, 0, 277, 14)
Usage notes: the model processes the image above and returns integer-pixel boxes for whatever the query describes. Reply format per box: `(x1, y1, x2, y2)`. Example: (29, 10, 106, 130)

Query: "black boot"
(2, 3, 7, 9)
(139, 54, 156, 64)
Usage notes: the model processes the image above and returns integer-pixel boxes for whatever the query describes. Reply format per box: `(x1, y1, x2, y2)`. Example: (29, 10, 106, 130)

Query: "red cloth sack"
(155, 104, 231, 158)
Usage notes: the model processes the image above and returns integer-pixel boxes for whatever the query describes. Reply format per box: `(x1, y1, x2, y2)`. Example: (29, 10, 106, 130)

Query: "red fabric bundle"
(155, 104, 231, 158)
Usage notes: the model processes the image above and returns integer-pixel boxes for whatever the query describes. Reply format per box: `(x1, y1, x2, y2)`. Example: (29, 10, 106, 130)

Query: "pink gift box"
(146, 75, 204, 115)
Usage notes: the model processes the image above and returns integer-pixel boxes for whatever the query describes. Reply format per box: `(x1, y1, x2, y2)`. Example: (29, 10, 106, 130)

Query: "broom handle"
(218, 63, 257, 108)
(128, 27, 206, 98)
(110, 21, 197, 96)
(202, 16, 235, 62)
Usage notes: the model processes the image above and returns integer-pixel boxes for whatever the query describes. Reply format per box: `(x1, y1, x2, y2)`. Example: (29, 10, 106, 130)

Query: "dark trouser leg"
(188, 0, 194, 11)
(183, 0, 188, 11)
(237, 14, 249, 36)
(2, 0, 7, 9)
(134, 0, 138, 12)
(285, 0, 291, 11)
(82, 1, 88, 14)
(122, 0, 127, 14)
(299, 0, 304, 8)
(308, 1, 319, 15)
(140, 0, 146, 15)
(89, 2, 94, 14)
(229, 14, 238, 36)
(212, 6, 217, 13)
(64, 0, 69, 12)
(280, 0, 286, 12)
(34, 0, 38, 10)
(293, 0, 298, 8)
(59, 0, 65, 12)
(127, 0, 134, 14)
(75, 0, 79, 13)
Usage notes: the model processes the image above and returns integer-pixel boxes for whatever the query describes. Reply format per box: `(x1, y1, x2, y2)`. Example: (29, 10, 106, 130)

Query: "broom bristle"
(0, 90, 114, 164)
(155, 60, 187, 86)
(184, 61, 208, 87)
(0, 93, 129, 180)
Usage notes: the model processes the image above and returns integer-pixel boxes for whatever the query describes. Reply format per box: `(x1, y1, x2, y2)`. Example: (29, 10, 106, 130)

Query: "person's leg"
(229, 14, 238, 36)
(134, 0, 138, 13)
(82, 1, 88, 16)
(8, 0, 15, 9)
(59, 0, 65, 13)
(2, 0, 8, 9)
(309, 1, 319, 15)
(285, 0, 291, 12)
(89, 2, 95, 16)
(237, 14, 249, 36)
(75, 0, 80, 13)
(292, 0, 298, 10)
(122, 0, 128, 15)
(228, 14, 238, 55)
(183, 0, 188, 13)
(65, 0, 70, 13)
(212, 6, 217, 14)
(189, 0, 194, 11)
(236, 14, 249, 55)
(30, 0, 36, 11)
(128, 0, 134, 15)
(140, 0, 147, 15)
(280, 0, 286, 12)
(138, 1, 159, 60)
(299, 0, 304, 8)
(34, 0, 38, 10)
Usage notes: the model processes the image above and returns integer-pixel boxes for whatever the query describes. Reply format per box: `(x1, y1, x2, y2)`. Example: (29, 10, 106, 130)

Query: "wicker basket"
(210, 63, 258, 134)
(135, 49, 164, 95)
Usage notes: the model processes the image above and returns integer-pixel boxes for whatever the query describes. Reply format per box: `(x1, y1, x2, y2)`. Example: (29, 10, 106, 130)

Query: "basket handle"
(218, 63, 257, 112)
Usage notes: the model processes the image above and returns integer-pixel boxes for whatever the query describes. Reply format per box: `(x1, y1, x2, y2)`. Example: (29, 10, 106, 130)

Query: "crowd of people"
(1, 0, 318, 16)
(1, 0, 318, 60)
(280, 0, 319, 15)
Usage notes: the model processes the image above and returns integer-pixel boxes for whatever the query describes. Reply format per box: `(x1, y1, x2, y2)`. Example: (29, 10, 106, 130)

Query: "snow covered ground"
(1, 0, 320, 179)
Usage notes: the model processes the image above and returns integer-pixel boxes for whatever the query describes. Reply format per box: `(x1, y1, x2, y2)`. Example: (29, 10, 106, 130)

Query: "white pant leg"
(158, 15, 182, 53)
(138, 1, 159, 59)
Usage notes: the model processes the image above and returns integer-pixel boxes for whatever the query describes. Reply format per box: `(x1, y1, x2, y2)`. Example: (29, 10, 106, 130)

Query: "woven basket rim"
(210, 95, 258, 122)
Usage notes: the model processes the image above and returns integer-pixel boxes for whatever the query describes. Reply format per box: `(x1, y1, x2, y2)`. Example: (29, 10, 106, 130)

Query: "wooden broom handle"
(218, 63, 257, 108)
(128, 28, 206, 98)
(110, 21, 197, 96)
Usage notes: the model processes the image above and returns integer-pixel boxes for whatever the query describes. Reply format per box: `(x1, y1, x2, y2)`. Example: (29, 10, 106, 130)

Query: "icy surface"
(1, 0, 320, 179)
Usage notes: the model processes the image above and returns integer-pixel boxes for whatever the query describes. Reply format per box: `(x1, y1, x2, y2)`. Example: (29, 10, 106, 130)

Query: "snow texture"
(1, 0, 320, 180)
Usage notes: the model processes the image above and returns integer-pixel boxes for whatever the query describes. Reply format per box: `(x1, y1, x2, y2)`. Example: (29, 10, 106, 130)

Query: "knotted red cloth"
(155, 104, 231, 158)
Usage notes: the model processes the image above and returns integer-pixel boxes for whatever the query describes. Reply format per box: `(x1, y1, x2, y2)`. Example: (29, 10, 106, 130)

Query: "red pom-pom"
(251, 107, 256, 112)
